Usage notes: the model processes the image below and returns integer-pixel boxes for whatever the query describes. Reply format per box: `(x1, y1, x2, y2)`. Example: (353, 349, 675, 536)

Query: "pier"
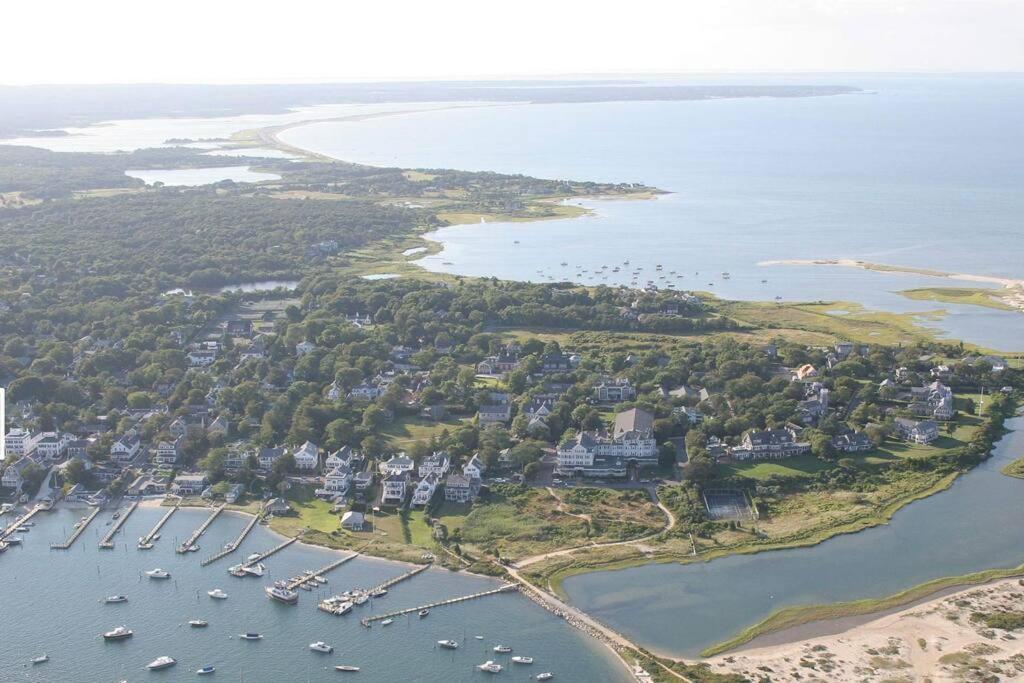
(200, 511, 260, 566)
(370, 562, 431, 592)
(285, 551, 359, 590)
(241, 535, 298, 567)
(50, 507, 101, 549)
(137, 503, 178, 548)
(176, 504, 224, 554)
(359, 584, 518, 626)
(98, 501, 139, 549)
(0, 505, 43, 541)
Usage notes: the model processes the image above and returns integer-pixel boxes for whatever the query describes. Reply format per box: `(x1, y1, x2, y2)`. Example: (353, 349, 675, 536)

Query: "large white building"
(555, 408, 659, 478)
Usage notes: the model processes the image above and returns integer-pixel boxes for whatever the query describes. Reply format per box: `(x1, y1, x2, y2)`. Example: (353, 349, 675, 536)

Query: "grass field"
(900, 286, 1016, 312)
(719, 455, 831, 481)
(381, 415, 469, 447)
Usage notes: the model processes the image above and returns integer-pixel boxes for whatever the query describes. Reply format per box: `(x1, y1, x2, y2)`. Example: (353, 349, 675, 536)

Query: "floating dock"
(50, 507, 101, 550)
(241, 535, 298, 567)
(360, 584, 518, 626)
(285, 552, 359, 590)
(176, 504, 225, 554)
(98, 501, 139, 549)
(200, 512, 260, 566)
(137, 503, 178, 548)
(0, 505, 43, 541)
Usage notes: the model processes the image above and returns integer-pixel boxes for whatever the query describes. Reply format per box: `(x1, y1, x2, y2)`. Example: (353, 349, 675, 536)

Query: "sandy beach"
(705, 577, 1024, 681)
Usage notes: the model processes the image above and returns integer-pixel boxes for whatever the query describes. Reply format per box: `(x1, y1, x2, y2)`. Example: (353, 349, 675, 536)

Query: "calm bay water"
(280, 74, 1024, 351)
(126, 167, 281, 187)
(0, 508, 626, 681)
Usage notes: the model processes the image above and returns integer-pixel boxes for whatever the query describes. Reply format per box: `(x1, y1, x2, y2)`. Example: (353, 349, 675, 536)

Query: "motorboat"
(381, 618, 394, 626)
(147, 656, 176, 670)
(298, 582, 313, 591)
(246, 552, 261, 562)
(477, 661, 503, 673)
(369, 588, 387, 598)
(537, 673, 554, 681)
(31, 654, 48, 664)
(437, 640, 458, 649)
(137, 542, 154, 550)
(238, 632, 263, 640)
(474, 635, 484, 640)
(265, 582, 298, 604)
(5, 536, 22, 544)
(207, 588, 228, 599)
(189, 620, 208, 627)
(228, 564, 247, 577)
(103, 626, 134, 641)
(16, 525, 30, 532)
(334, 665, 360, 672)
(493, 645, 513, 653)
(512, 656, 534, 664)
(145, 568, 170, 579)
(313, 574, 328, 584)
(197, 666, 216, 675)
(309, 641, 334, 653)
(418, 609, 429, 618)
(104, 595, 128, 604)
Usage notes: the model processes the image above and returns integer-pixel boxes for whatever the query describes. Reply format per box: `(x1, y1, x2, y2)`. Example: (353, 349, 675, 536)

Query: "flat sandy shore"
(705, 577, 1024, 681)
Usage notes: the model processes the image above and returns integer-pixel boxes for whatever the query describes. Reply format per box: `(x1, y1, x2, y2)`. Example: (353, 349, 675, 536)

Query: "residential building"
(154, 435, 184, 466)
(111, 431, 141, 461)
(793, 364, 818, 381)
(379, 454, 415, 476)
(411, 473, 439, 507)
(169, 415, 206, 439)
(349, 382, 381, 401)
(257, 447, 287, 470)
(540, 351, 578, 374)
(555, 408, 659, 478)
(316, 465, 352, 499)
(32, 432, 71, 463)
(444, 473, 479, 503)
(731, 428, 811, 461)
(225, 483, 246, 504)
(381, 472, 410, 505)
(4, 428, 38, 459)
(292, 441, 320, 470)
(325, 445, 361, 471)
(594, 376, 636, 403)
(353, 471, 374, 491)
(832, 431, 874, 453)
(895, 418, 939, 445)
(341, 510, 365, 530)
(477, 403, 511, 425)
(476, 346, 520, 375)
(418, 451, 451, 478)
(463, 453, 487, 481)
(1, 458, 32, 491)
(171, 473, 209, 496)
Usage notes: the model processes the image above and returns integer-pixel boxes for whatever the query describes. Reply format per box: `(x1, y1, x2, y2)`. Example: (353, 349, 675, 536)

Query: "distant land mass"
(0, 80, 860, 137)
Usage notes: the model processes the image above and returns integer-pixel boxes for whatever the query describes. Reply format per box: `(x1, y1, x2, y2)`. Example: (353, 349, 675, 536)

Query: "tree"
(683, 453, 715, 485)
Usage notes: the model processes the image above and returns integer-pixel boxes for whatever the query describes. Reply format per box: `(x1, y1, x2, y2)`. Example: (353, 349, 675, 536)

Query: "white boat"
(197, 666, 216, 675)
(137, 542, 154, 550)
(369, 588, 387, 598)
(536, 673, 554, 681)
(512, 656, 534, 664)
(31, 654, 48, 664)
(189, 620, 208, 627)
(477, 661, 503, 673)
(238, 632, 263, 640)
(5, 536, 22, 544)
(437, 640, 458, 649)
(147, 656, 176, 670)
(207, 588, 228, 599)
(314, 575, 328, 584)
(474, 635, 484, 640)
(309, 641, 334, 653)
(103, 626, 134, 641)
(246, 552, 261, 562)
(381, 618, 394, 626)
(145, 568, 170, 579)
(418, 609, 429, 618)
(493, 645, 512, 653)
(335, 665, 360, 672)
(242, 562, 266, 577)
(105, 595, 128, 604)
(265, 583, 298, 604)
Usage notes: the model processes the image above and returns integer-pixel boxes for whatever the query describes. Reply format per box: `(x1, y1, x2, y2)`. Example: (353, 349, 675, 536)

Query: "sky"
(3, 0, 1024, 85)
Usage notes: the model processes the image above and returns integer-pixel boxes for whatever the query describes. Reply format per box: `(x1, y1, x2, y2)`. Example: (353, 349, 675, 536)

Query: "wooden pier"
(241, 536, 298, 567)
(137, 503, 178, 548)
(200, 512, 260, 566)
(0, 505, 43, 541)
(285, 551, 358, 590)
(50, 507, 101, 550)
(371, 562, 431, 592)
(176, 504, 224, 554)
(360, 584, 518, 626)
(98, 501, 139, 549)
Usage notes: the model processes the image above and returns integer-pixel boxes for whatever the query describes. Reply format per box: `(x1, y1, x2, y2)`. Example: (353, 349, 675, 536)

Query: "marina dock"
(137, 503, 178, 548)
(50, 507, 101, 550)
(0, 505, 43, 541)
(285, 551, 359, 590)
(176, 504, 224, 554)
(200, 511, 260, 566)
(359, 584, 518, 626)
(98, 501, 139, 549)
(370, 562, 431, 592)
(241, 535, 298, 567)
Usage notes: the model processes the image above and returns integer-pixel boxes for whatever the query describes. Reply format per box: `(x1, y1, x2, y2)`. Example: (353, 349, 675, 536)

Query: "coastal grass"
(1001, 456, 1024, 479)
(699, 562, 1024, 657)
(900, 286, 1016, 312)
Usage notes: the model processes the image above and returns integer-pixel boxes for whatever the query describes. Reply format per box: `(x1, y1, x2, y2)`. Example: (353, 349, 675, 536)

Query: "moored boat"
(31, 654, 48, 664)
(145, 568, 170, 579)
(309, 641, 334, 653)
(197, 666, 216, 675)
(536, 673, 554, 681)
(418, 609, 429, 618)
(477, 660, 502, 673)
(104, 595, 128, 604)
(103, 625, 134, 641)
(189, 619, 208, 627)
(265, 582, 298, 604)
(512, 656, 534, 664)
(238, 632, 263, 640)
(334, 665, 360, 672)
(493, 645, 512, 653)
(381, 618, 394, 626)
(437, 639, 458, 649)
(147, 656, 176, 670)
(207, 588, 228, 599)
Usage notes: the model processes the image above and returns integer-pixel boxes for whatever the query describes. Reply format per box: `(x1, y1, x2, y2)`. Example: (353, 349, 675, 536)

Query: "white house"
(444, 473, 478, 503)
(463, 453, 486, 481)
(316, 465, 352, 499)
(111, 431, 141, 461)
(381, 472, 410, 505)
(418, 451, 451, 478)
(171, 472, 209, 496)
(379, 454, 415, 476)
(477, 404, 511, 425)
(4, 428, 38, 460)
(411, 473, 439, 507)
(1, 458, 33, 491)
(154, 435, 184, 466)
(33, 432, 72, 463)
(325, 445, 360, 470)
(292, 441, 320, 471)
(341, 510, 365, 530)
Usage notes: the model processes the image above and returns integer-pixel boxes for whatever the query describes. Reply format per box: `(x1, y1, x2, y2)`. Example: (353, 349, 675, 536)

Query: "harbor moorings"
(50, 507, 101, 550)
(98, 501, 139, 549)
(176, 504, 225, 554)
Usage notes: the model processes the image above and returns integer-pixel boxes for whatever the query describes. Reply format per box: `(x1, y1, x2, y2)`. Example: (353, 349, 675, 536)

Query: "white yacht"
(147, 656, 176, 670)
(31, 654, 48, 664)
(493, 645, 513, 653)
(246, 552, 261, 562)
(242, 563, 266, 576)
(103, 626, 133, 641)
(197, 666, 216, 675)
(334, 665, 360, 672)
(266, 582, 298, 604)
(437, 640, 458, 649)
(104, 595, 128, 604)
(238, 632, 263, 640)
(512, 656, 534, 664)
(309, 641, 333, 653)
(145, 568, 170, 579)
(536, 673, 554, 681)
(5, 536, 22, 545)
(207, 588, 228, 599)
(477, 661, 503, 673)
(189, 620, 208, 627)
(381, 618, 394, 626)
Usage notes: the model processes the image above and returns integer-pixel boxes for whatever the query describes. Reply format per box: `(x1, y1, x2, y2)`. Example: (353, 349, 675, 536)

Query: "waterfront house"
(325, 445, 361, 471)
(895, 418, 939, 445)
(555, 408, 659, 478)
(154, 435, 184, 466)
(379, 453, 415, 476)
(353, 471, 374, 492)
(33, 432, 72, 462)
(411, 473, 439, 507)
(256, 446, 287, 470)
(226, 483, 246, 504)
(172, 473, 209, 496)
(832, 431, 874, 453)
(1, 458, 32, 492)
(381, 472, 410, 505)
(341, 510, 365, 530)
(733, 428, 811, 461)
(266, 497, 292, 515)
(443, 473, 479, 503)
(292, 441, 320, 471)
(316, 465, 352, 499)
(418, 451, 451, 478)
(4, 428, 38, 459)
(110, 431, 141, 461)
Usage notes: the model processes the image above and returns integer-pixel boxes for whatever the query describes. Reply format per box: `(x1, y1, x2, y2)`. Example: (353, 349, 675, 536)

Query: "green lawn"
(268, 486, 339, 536)
(878, 414, 981, 460)
(381, 416, 469, 447)
(720, 455, 832, 481)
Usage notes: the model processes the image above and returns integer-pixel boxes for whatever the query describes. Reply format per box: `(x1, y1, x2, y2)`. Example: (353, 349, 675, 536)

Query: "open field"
(380, 415, 470, 447)
(719, 455, 831, 481)
(901, 286, 1017, 311)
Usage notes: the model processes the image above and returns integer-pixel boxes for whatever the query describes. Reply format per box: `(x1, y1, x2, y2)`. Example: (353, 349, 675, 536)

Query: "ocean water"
(279, 74, 1024, 350)
(125, 167, 280, 187)
(0, 507, 626, 681)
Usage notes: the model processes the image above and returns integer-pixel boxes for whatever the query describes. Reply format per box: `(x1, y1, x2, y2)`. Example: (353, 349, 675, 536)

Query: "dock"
(285, 551, 359, 590)
(200, 512, 260, 566)
(359, 584, 518, 626)
(98, 501, 139, 549)
(50, 507, 101, 550)
(0, 505, 43, 541)
(176, 504, 225, 554)
(137, 503, 178, 548)
(241, 535, 298, 567)
(371, 562, 431, 592)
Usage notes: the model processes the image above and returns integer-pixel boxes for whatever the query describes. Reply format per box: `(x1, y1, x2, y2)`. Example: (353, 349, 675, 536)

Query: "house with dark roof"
(732, 428, 811, 461)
